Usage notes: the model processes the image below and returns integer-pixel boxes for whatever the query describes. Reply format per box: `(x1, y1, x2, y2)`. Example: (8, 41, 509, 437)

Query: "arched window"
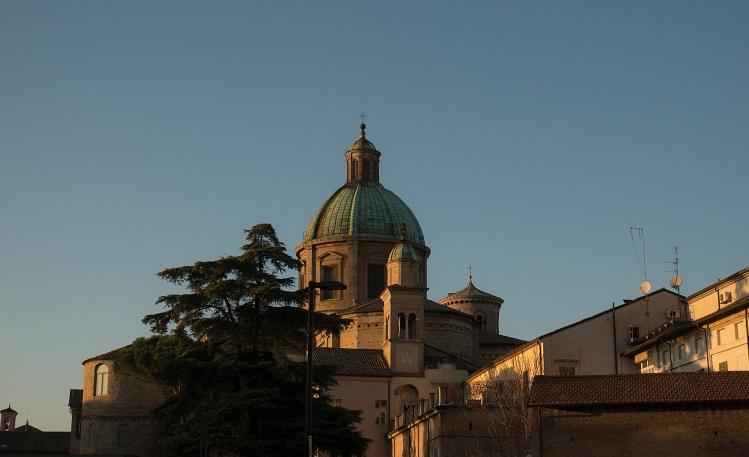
(408, 313, 417, 339)
(397, 313, 406, 339)
(352, 160, 358, 180)
(476, 314, 486, 331)
(117, 424, 129, 447)
(87, 423, 95, 448)
(385, 316, 389, 339)
(362, 159, 370, 181)
(94, 364, 109, 396)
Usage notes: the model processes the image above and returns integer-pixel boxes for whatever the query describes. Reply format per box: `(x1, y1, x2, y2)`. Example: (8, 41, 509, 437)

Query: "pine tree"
(117, 224, 369, 457)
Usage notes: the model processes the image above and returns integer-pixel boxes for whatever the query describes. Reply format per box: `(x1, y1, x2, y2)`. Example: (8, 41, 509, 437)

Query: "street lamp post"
(305, 280, 346, 457)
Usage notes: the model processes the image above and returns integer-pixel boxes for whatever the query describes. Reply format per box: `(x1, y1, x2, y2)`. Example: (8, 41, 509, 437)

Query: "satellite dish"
(640, 280, 652, 295)
(670, 275, 683, 289)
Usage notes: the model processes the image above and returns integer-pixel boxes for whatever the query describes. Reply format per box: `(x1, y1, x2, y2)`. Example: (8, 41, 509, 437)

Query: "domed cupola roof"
(302, 124, 425, 246)
(303, 183, 425, 244)
(388, 240, 421, 262)
(439, 278, 504, 305)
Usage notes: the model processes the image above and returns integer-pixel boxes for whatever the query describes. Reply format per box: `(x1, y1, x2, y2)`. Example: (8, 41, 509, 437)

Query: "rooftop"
(312, 348, 390, 377)
(529, 372, 749, 407)
(439, 280, 503, 304)
(0, 431, 69, 453)
(68, 389, 83, 409)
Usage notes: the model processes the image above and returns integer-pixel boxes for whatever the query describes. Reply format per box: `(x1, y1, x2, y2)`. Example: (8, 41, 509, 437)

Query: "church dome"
(303, 182, 425, 244)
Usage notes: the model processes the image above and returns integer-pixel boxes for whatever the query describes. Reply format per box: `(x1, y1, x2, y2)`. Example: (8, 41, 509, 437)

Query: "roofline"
(424, 343, 482, 370)
(295, 234, 430, 256)
(465, 337, 542, 383)
(466, 289, 683, 383)
(538, 288, 682, 340)
(620, 321, 698, 356)
(687, 266, 749, 301)
(622, 295, 749, 356)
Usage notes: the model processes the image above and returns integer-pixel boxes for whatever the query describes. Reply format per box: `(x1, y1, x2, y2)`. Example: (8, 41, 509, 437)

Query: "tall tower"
(1, 405, 17, 432)
(382, 236, 425, 375)
(296, 124, 429, 314)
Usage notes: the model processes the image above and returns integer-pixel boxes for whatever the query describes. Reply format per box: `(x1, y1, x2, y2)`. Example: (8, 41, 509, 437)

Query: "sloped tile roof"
(13, 423, 42, 432)
(439, 280, 503, 304)
(529, 372, 749, 407)
(0, 432, 70, 453)
(0, 405, 16, 414)
(68, 389, 83, 408)
(82, 346, 127, 364)
(312, 348, 390, 377)
(478, 332, 526, 346)
(424, 300, 473, 319)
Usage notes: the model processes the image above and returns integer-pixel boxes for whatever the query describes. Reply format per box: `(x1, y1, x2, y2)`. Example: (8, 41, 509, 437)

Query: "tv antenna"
(664, 245, 683, 293)
(630, 224, 650, 295)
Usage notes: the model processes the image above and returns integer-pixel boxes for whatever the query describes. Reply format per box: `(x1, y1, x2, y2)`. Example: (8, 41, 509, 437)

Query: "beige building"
(465, 288, 683, 400)
(625, 266, 749, 373)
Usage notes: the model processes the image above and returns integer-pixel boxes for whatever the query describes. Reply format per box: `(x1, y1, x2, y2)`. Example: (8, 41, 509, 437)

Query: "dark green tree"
(117, 224, 369, 457)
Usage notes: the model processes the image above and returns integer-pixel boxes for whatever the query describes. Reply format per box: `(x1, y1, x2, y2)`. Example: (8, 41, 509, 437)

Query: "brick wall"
(533, 404, 749, 457)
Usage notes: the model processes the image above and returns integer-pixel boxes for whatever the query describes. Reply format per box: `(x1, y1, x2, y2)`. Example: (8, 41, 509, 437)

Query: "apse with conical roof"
(296, 124, 429, 312)
(439, 274, 504, 334)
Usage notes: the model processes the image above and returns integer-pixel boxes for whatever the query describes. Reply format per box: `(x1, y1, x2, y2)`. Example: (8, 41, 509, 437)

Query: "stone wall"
(533, 404, 749, 457)
(79, 359, 167, 457)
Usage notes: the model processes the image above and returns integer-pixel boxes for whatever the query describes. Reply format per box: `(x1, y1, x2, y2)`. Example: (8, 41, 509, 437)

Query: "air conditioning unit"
(720, 292, 733, 304)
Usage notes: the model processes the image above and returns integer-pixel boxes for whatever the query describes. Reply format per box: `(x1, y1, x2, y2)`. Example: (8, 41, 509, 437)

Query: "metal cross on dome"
(359, 112, 367, 123)
(468, 264, 473, 282)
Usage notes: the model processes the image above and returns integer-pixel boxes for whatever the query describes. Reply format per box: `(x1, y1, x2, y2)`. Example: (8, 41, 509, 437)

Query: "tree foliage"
(117, 224, 368, 457)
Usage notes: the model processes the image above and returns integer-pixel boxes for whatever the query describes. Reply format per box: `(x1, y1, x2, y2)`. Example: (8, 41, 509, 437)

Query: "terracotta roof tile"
(82, 346, 127, 365)
(529, 372, 749, 407)
(313, 348, 390, 377)
(0, 432, 70, 453)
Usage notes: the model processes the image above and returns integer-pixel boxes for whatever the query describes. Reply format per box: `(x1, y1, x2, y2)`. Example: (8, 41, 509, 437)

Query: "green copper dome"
(303, 182, 425, 245)
(388, 242, 420, 262)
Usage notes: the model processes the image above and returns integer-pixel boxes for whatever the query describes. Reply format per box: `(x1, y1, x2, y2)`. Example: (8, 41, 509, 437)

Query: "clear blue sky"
(1, 1, 748, 430)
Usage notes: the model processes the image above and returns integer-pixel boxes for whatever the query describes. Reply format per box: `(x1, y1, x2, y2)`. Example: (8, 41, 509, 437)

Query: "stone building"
(70, 124, 524, 457)
(73, 349, 167, 457)
(68, 124, 749, 456)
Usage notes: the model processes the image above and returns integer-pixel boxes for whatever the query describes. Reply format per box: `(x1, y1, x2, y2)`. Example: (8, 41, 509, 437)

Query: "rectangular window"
(662, 350, 670, 366)
(320, 265, 338, 300)
(677, 344, 686, 360)
(719, 361, 729, 372)
(558, 366, 576, 376)
(367, 264, 386, 298)
(695, 336, 703, 354)
(629, 326, 640, 341)
(717, 328, 725, 346)
(735, 322, 743, 340)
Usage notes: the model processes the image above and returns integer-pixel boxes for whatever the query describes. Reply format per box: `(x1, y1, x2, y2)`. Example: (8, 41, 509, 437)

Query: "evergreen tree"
(117, 224, 368, 457)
